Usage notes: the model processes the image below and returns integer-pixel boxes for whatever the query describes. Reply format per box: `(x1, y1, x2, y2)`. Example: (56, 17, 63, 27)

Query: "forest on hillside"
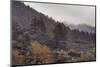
(11, 1, 96, 66)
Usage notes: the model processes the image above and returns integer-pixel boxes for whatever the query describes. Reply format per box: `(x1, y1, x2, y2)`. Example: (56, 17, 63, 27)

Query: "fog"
(24, 2, 95, 27)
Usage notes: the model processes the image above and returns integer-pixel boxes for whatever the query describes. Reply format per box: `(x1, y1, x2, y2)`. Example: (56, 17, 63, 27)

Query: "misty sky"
(23, 2, 95, 27)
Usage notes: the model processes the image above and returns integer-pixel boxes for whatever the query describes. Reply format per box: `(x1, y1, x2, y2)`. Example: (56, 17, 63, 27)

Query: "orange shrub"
(28, 41, 54, 64)
(12, 48, 26, 64)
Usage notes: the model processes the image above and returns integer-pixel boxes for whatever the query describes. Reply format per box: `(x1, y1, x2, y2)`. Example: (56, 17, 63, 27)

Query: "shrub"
(68, 49, 81, 58)
(12, 48, 27, 65)
(28, 41, 54, 64)
(54, 49, 70, 63)
(80, 48, 96, 61)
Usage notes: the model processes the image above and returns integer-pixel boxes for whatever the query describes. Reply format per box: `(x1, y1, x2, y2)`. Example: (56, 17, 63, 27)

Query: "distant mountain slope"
(69, 24, 95, 33)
